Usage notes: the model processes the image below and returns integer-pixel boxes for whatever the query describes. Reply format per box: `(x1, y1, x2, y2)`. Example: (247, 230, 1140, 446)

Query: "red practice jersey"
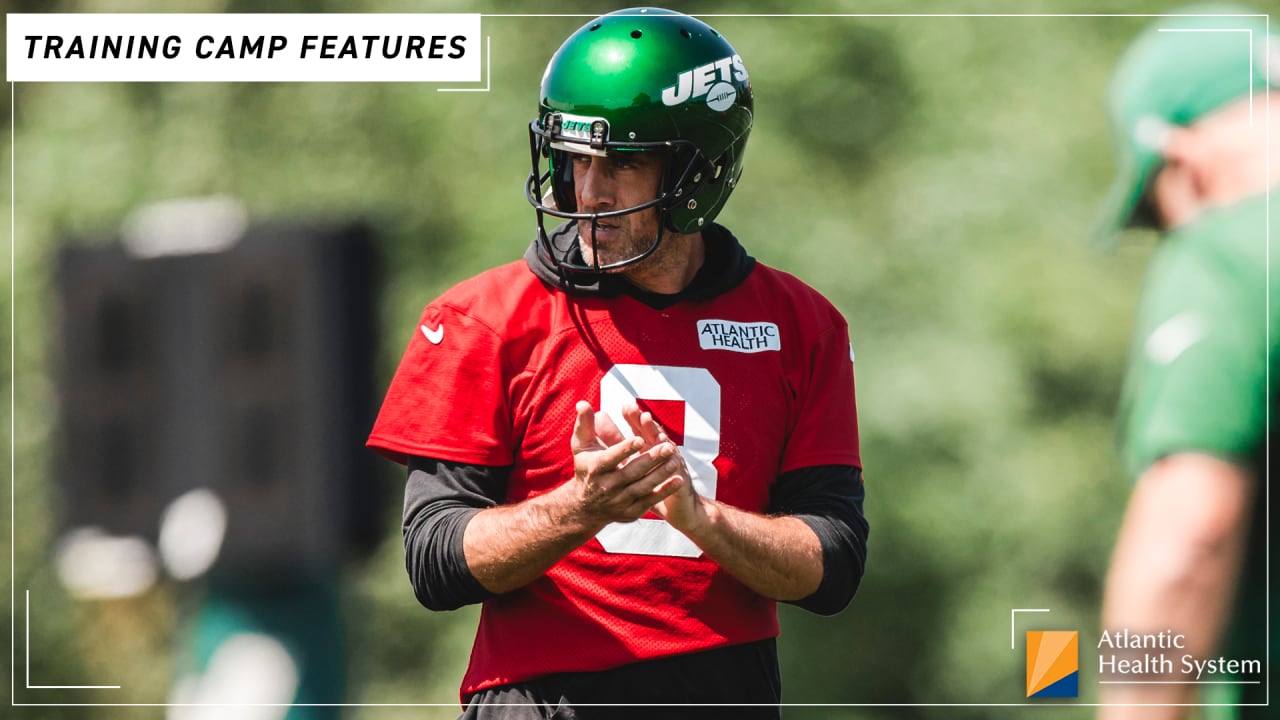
(368, 255, 860, 696)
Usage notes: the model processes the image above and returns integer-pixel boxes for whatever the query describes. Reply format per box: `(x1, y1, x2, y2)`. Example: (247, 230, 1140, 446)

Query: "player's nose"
(576, 157, 615, 211)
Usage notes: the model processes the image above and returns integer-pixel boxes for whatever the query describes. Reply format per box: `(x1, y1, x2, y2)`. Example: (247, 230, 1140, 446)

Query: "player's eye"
(608, 154, 638, 170)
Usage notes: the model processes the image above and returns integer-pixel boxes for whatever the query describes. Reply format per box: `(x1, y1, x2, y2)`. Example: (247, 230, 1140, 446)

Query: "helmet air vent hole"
(680, 29, 692, 39)
(590, 23, 601, 31)
(631, 30, 643, 38)
(711, 30, 721, 37)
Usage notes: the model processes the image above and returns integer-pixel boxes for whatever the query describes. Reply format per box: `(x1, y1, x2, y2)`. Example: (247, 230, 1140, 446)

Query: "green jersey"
(1117, 187, 1277, 711)
(1118, 188, 1276, 474)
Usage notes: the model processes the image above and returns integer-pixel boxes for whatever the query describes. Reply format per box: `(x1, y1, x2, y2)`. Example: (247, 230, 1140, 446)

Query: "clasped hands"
(562, 400, 705, 533)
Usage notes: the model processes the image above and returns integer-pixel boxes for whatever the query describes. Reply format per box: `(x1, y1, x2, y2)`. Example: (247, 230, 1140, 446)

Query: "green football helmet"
(526, 7, 754, 274)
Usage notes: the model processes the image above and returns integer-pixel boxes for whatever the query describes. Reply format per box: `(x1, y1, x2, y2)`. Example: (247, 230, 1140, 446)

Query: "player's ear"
(1149, 154, 1202, 230)
(1158, 126, 1198, 169)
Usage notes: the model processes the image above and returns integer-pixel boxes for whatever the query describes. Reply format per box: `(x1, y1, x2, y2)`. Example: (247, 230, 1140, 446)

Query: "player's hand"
(618, 403, 707, 534)
(563, 401, 684, 529)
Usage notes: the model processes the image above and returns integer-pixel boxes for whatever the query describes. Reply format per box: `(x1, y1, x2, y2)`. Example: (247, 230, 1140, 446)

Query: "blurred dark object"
(55, 212, 384, 590)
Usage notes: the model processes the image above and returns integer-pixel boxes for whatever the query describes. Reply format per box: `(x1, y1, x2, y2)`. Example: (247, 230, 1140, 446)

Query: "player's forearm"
(679, 500, 824, 602)
(462, 484, 601, 595)
(1097, 533, 1224, 719)
(1097, 547, 1222, 720)
(1097, 455, 1253, 718)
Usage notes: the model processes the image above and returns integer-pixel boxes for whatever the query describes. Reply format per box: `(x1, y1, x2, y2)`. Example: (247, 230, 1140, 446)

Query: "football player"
(1094, 8, 1276, 719)
(369, 8, 869, 718)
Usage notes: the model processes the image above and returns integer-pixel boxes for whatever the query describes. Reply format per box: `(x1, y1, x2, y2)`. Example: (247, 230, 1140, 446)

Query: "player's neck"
(623, 231, 706, 296)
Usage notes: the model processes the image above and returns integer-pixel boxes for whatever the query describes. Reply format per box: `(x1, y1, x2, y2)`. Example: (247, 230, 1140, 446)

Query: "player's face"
(570, 150, 664, 270)
(1150, 97, 1272, 229)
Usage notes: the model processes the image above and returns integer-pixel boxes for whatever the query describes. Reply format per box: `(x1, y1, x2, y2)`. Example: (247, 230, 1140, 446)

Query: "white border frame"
(7, 9, 1271, 712)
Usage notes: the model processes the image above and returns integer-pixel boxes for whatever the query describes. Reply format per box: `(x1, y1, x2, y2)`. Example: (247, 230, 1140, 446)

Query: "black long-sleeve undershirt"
(402, 458, 868, 615)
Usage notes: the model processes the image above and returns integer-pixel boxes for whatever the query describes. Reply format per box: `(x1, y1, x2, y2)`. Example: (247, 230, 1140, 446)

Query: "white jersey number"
(595, 364, 721, 558)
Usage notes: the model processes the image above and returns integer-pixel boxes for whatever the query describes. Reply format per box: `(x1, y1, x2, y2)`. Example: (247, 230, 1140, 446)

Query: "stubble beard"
(576, 216, 662, 273)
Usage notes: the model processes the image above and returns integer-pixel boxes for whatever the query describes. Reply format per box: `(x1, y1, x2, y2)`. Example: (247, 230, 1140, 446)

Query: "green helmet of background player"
(526, 7, 754, 274)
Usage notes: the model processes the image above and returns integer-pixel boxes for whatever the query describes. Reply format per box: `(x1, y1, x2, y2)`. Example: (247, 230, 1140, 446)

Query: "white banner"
(7, 14, 482, 82)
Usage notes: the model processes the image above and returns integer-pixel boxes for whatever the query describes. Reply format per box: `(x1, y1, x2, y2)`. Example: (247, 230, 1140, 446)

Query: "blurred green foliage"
(2, 0, 1213, 718)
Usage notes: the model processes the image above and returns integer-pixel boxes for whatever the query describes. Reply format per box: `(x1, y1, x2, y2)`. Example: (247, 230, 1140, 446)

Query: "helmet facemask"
(526, 115, 712, 275)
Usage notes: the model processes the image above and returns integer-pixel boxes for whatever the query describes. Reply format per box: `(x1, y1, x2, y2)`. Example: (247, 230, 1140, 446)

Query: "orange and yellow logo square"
(1026, 630, 1079, 698)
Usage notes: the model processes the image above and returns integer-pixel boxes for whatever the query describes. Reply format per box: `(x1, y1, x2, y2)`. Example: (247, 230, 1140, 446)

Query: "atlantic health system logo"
(1026, 630, 1079, 698)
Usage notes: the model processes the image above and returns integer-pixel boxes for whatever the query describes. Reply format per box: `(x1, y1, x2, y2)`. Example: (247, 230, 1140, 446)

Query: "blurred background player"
(367, 8, 868, 718)
(1094, 6, 1277, 719)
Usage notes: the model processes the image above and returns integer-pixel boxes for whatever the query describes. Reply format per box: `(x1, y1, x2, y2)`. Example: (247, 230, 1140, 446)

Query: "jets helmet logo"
(661, 54, 748, 110)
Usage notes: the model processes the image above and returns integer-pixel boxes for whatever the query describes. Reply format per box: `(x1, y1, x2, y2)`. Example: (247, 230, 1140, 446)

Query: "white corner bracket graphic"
(1011, 607, 1051, 649)
(438, 36, 491, 93)
(25, 590, 121, 690)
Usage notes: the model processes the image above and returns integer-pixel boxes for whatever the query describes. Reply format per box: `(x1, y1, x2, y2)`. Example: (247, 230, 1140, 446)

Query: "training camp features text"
(22, 34, 467, 60)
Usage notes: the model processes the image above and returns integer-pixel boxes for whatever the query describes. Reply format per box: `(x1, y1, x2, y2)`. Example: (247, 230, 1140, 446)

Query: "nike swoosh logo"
(1145, 311, 1206, 365)
(420, 324, 444, 345)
